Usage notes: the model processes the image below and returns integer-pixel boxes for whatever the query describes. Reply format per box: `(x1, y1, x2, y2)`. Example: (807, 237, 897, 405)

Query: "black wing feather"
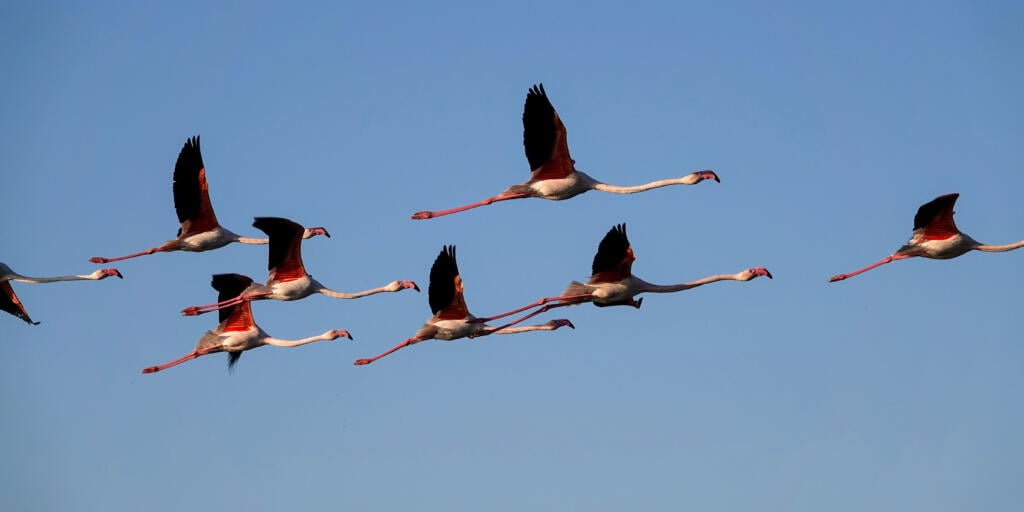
(252, 217, 305, 272)
(1, 283, 38, 325)
(172, 136, 206, 224)
(211, 273, 254, 324)
(428, 245, 459, 315)
(913, 193, 959, 231)
(591, 224, 631, 276)
(523, 83, 557, 172)
(227, 351, 242, 369)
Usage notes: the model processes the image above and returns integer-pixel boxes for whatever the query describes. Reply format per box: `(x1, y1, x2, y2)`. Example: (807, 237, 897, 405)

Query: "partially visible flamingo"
(473, 224, 772, 331)
(353, 245, 574, 365)
(411, 84, 719, 220)
(90, 136, 328, 264)
(181, 217, 418, 316)
(143, 273, 351, 374)
(1, 263, 122, 325)
(829, 193, 1024, 282)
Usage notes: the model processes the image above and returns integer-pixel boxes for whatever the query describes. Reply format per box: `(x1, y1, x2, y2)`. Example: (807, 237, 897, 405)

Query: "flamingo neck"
(9, 272, 105, 284)
(318, 283, 394, 299)
(235, 236, 269, 245)
(634, 273, 742, 293)
(592, 174, 701, 194)
(976, 240, 1024, 252)
(263, 333, 332, 348)
(236, 228, 322, 245)
(490, 323, 555, 334)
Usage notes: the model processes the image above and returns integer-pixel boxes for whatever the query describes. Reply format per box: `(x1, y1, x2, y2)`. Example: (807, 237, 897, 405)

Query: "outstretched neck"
(635, 273, 745, 293)
(10, 271, 105, 284)
(236, 229, 323, 245)
(976, 240, 1024, 252)
(318, 280, 411, 299)
(263, 333, 332, 348)
(490, 324, 550, 334)
(592, 173, 704, 195)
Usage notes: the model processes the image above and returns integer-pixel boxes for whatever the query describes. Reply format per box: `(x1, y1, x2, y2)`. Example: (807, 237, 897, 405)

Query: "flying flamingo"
(143, 273, 352, 374)
(471, 224, 772, 331)
(411, 84, 719, 220)
(353, 245, 574, 365)
(829, 193, 1024, 282)
(90, 136, 328, 264)
(181, 217, 418, 316)
(1, 262, 122, 325)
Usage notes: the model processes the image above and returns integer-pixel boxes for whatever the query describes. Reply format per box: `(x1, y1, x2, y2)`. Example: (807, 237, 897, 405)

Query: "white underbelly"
(180, 227, 236, 252)
(432, 319, 485, 340)
(270, 278, 315, 300)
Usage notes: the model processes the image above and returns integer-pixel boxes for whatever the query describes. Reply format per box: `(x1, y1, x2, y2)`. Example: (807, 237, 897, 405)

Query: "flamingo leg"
(142, 347, 219, 374)
(828, 253, 916, 282)
(475, 303, 568, 337)
(353, 337, 423, 365)
(472, 294, 593, 323)
(89, 247, 164, 264)
(410, 193, 531, 220)
(181, 292, 272, 316)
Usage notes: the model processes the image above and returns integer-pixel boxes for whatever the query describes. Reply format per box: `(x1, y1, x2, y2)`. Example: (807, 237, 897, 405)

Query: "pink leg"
(353, 337, 423, 365)
(475, 303, 567, 337)
(410, 193, 531, 220)
(472, 294, 593, 323)
(142, 347, 218, 374)
(90, 247, 163, 264)
(828, 253, 916, 282)
(181, 292, 272, 316)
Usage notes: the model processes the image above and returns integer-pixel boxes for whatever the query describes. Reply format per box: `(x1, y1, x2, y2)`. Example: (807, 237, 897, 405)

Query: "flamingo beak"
(700, 170, 720, 183)
(105, 268, 123, 279)
(314, 227, 331, 238)
(337, 330, 353, 340)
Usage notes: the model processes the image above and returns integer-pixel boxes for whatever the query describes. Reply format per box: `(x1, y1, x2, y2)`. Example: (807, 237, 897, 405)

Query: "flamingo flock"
(5, 84, 1021, 374)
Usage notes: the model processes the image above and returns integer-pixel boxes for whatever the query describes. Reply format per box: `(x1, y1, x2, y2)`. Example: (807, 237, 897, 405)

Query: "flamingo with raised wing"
(181, 217, 418, 316)
(353, 245, 573, 365)
(411, 84, 718, 219)
(1, 263, 122, 325)
(90, 136, 328, 263)
(829, 193, 1024, 282)
(475, 224, 772, 331)
(143, 273, 351, 373)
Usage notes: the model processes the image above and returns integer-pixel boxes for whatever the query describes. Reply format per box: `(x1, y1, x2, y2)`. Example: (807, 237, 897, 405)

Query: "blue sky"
(2, 1, 1022, 510)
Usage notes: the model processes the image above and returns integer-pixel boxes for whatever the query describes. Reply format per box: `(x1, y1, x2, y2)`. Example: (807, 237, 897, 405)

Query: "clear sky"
(1, 1, 1022, 510)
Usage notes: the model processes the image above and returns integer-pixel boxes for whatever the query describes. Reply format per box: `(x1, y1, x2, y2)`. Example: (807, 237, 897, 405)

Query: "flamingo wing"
(429, 245, 469, 319)
(253, 217, 307, 282)
(1, 281, 37, 325)
(173, 135, 221, 236)
(211, 273, 256, 332)
(913, 193, 960, 240)
(589, 223, 636, 284)
(523, 83, 575, 181)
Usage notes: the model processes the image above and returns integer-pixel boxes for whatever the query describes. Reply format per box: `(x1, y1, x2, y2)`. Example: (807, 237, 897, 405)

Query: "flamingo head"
(306, 226, 331, 238)
(688, 170, 720, 184)
(740, 267, 772, 281)
(548, 319, 575, 329)
(97, 268, 123, 279)
(326, 330, 353, 341)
